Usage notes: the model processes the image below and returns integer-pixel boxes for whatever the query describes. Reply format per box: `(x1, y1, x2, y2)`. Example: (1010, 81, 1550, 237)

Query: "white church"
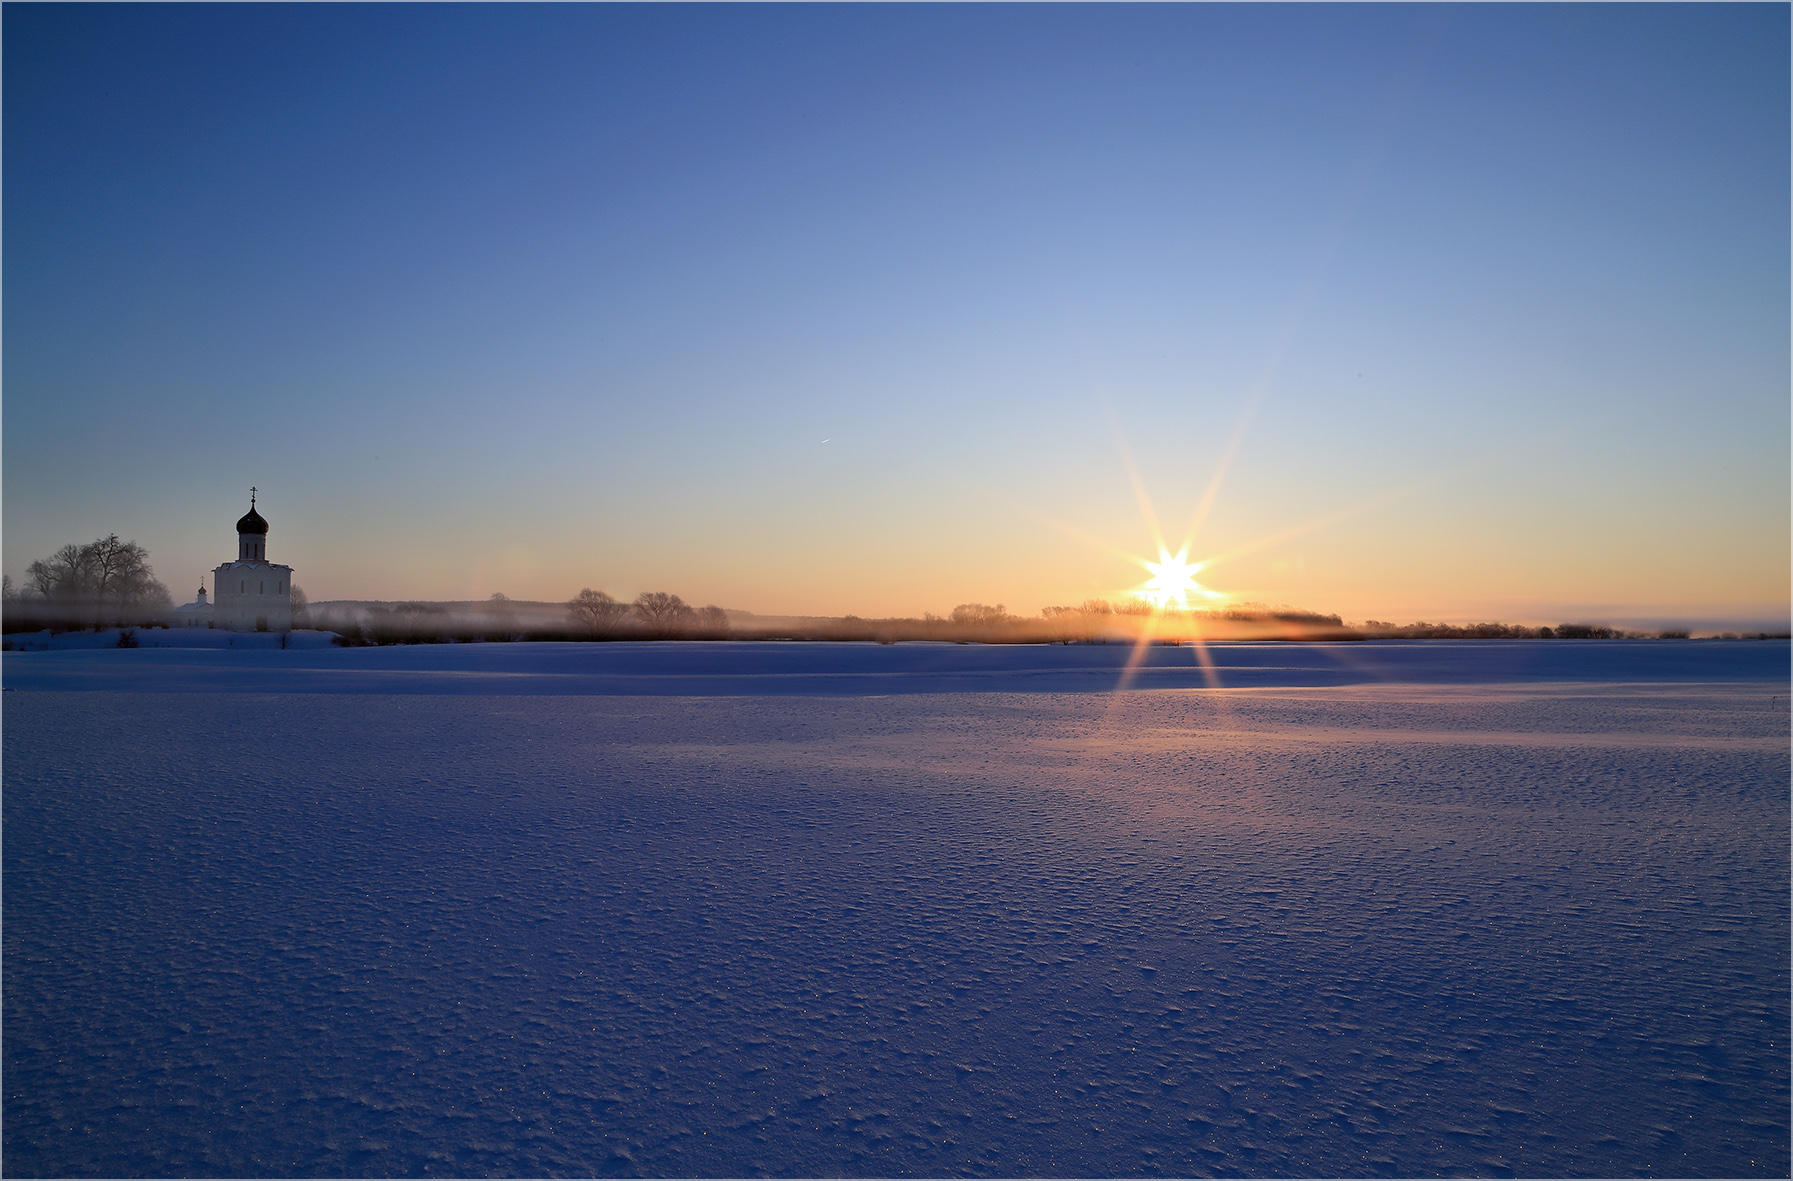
(167, 491, 295, 632)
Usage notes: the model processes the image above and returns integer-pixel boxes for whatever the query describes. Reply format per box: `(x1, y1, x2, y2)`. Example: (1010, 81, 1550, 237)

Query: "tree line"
(294, 590, 734, 645)
(568, 589, 729, 637)
(4, 540, 1765, 644)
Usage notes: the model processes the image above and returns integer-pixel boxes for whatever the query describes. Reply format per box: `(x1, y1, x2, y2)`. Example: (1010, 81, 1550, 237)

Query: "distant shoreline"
(4, 625, 1789, 655)
(7, 597, 1786, 647)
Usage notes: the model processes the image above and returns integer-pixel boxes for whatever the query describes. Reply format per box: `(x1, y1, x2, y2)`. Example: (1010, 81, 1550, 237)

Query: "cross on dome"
(236, 492, 269, 537)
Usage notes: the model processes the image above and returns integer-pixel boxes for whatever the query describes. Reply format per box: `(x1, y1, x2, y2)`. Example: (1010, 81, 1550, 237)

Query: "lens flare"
(1138, 549, 1214, 610)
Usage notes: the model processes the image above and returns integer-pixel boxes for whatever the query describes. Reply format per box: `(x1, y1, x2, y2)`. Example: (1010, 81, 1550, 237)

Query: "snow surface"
(3, 627, 341, 652)
(3, 636, 1787, 695)
(4, 641, 1788, 1176)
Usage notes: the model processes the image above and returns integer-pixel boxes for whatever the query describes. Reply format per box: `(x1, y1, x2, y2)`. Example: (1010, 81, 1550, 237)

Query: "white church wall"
(211, 563, 295, 631)
(205, 496, 298, 632)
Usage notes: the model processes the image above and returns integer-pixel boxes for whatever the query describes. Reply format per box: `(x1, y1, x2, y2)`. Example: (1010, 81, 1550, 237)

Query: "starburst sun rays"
(1139, 548, 1218, 611)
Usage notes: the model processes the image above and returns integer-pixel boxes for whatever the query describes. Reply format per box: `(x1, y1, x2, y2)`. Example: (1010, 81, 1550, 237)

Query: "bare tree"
(633, 591, 694, 636)
(568, 588, 629, 634)
(17, 534, 170, 624)
(24, 560, 52, 598)
(696, 605, 729, 632)
(87, 535, 143, 597)
(950, 603, 1010, 627)
(290, 585, 310, 621)
(28, 543, 93, 598)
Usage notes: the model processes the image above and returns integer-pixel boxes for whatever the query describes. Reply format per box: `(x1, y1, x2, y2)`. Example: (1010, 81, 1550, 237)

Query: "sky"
(5, 3, 1787, 626)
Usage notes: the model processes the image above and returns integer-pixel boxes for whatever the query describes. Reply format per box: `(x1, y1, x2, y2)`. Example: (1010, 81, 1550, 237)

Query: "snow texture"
(4, 641, 1788, 1177)
(3, 636, 1787, 695)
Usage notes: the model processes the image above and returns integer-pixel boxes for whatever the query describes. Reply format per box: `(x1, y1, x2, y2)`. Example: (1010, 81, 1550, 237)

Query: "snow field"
(3, 646, 1788, 1176)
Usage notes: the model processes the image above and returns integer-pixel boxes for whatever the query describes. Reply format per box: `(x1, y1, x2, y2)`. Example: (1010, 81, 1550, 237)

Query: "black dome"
(236, 506, 269, 535)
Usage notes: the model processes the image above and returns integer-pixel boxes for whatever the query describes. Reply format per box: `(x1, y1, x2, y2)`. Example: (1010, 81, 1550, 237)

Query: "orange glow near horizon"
(1093, 414, 1242, 620)
(1075, 408, 1429, 625)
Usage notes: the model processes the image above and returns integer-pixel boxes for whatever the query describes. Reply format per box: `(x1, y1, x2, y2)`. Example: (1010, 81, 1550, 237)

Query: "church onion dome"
(236, 506, 269, 535)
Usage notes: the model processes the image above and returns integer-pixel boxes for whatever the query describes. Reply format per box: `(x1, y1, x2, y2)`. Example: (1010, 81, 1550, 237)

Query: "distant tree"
(950, 603, 1010, 627)
(1, 574, 13, 603)
(1269, 609, 1342, 627)
(569, 588, 629, 634)
(290, 585, 310, 619)
(485, 591, 518, 629)
(28, 543, 93, 598)
(633, 591, 694, 636)
(696, 605, 729, 632)
(87, 535, 143, 599)
(20, 534, 169, 622)
(1079, 599, 1114, 615)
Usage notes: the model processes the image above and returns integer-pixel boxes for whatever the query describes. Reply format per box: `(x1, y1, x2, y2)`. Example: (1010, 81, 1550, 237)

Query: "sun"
(1138, 548, 1211, 610)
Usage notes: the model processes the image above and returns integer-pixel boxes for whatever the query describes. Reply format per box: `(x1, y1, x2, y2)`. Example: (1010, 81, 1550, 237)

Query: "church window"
(240, 581, 245, 593)
(259, 581, 265, 594)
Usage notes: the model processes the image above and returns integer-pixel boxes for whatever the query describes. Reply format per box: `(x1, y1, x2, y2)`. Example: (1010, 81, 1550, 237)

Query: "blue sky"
(6, 3, 1786, 623)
